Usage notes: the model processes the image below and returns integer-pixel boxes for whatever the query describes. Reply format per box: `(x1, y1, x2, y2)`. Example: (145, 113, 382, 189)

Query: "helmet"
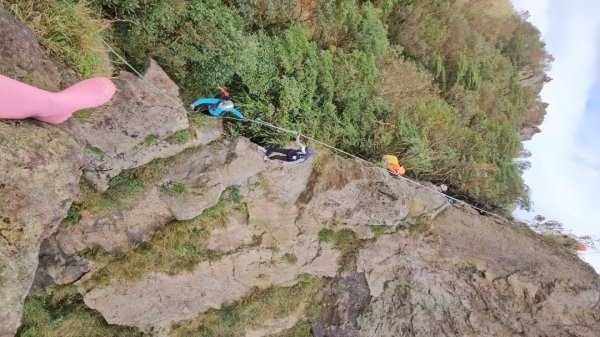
(440, 184, 448, 192)
(220, 100, 234, 111)
(397, 166, 406, 176)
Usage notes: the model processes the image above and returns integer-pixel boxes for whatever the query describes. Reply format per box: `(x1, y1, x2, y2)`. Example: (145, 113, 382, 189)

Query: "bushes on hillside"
(87, 0, 545, 210)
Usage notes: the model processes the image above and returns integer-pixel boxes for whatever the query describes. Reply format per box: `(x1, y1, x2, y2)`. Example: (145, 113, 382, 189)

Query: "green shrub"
(134, 134, 159, 149)
(92, 0, 544, 210)
(160, 181, 186, 196)
(17, 285, 141, 337)
(166, 130, 191, 145)
(3, 0, 111, 78)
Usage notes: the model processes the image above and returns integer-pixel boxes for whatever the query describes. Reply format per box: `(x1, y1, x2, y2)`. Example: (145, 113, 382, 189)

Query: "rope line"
(99, 38, 513, 223)
(101, 38, 600, 254)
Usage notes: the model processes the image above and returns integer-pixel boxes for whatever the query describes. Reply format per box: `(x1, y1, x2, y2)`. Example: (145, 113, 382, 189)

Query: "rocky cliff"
(1, 8, 599, 337)
(519, 65, 550, 141)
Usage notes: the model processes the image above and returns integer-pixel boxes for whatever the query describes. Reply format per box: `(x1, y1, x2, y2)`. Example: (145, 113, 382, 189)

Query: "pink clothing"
(0, 75, 115, 124)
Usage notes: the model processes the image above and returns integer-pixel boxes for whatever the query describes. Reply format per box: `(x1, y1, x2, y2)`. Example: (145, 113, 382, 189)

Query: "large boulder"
(82, 59, 222, 192)
(0, 121, 83, 337)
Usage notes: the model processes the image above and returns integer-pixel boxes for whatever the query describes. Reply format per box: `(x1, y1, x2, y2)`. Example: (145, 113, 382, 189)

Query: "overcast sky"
(510, 0, 600, 271)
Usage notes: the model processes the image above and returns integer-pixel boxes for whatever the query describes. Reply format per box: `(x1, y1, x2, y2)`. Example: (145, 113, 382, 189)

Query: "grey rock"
(81, 59, 222, 192)
(0, 121, 82, 337)
(161, 137, 265, 220)
(32, 187, 174, 288)
(354, 207, 600, 337)
(313, 272, 371, 337)
(0, 8, 77, 92)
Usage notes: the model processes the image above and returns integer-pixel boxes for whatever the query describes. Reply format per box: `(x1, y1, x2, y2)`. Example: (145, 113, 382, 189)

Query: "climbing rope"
(99, 38, 516, 224)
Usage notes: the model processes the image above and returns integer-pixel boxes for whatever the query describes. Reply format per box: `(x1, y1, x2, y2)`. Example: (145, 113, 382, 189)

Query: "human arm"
(228, 107, 245, 119)
(190, 97, 219, 108)
(295, 133, 305, 149)
(216, 84, 230, 97)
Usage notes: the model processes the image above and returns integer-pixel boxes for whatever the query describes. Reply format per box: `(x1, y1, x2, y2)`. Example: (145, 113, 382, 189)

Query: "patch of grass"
(84, 193, 235, 287)
(189, 114, 209, 129)
(80, 246, 113, 264)
(74, 108, 96, 123)
(408, 215, 432, 234)
(76, 170, 146, 215)
(160, 181, 186, 196)
(166, 129, 191, 145)
(106, 169, 145, 199)
(225, 185, 243, 204)
(134, 134, 160, 149)
(369, 225, 387, 237)
(74, 178, 111, 214)
(318, 228, 361, 272)
(132, 157, 169, 185)
(85, 143, 105, 156)
(61, 203, 82, 227)
(171, 274, 324, 337)
(74, 158, 173, 217)
(249, 179, 265, 192)
(318, 229, 335, 243)
(4, 0, 111, 78)
(224, 185, 248, 213)
(16, 284, 142, 337)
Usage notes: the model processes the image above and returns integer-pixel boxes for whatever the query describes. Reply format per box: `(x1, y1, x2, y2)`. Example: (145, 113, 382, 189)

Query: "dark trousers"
(266, 148, 294, 161)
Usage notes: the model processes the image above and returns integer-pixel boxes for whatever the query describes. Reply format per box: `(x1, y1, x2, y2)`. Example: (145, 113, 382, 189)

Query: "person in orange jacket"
(382, 155, 405, 176)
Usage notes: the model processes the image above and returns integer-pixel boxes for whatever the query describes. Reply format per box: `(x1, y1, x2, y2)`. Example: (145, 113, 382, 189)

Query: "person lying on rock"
(0, 74, 116, 124)
(189, 84, 245, 120)
(259, 133, 315, 164)
(382, 154, 406, 176)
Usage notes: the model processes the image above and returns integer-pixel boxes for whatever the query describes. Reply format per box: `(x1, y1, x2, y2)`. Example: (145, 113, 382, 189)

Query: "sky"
(510, 0, 600, 271)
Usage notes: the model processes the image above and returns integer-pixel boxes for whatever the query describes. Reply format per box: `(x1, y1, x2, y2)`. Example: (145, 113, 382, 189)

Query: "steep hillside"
(0, 2, 585, 337)
(86, 0, 550, 211)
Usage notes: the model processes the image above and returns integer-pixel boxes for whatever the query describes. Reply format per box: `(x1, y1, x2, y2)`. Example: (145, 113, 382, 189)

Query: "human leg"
(0, 75, 115, 124)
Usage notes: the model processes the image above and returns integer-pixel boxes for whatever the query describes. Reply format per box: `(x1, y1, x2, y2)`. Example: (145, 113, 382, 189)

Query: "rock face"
(311, 206, 600, 337)
(519, 65, 550, 141)
(520, 100, 548, 141)
(0, 121, 83, 337)
(81, 156, 447, 332)
(312, 272, 371, 337)
(0, 9, 85, 337)
(81, 59, 222, 192)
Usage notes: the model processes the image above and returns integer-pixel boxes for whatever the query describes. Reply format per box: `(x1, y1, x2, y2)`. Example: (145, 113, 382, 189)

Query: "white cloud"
(511, 0, 600, 272)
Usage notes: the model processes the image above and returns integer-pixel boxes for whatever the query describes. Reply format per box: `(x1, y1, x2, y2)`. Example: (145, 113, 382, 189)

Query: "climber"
(382, 155, 405, 176)
(435, 184, 448, 193)
(259, 133, 315, 164)
(0, 74, 115, 124)
(189, 84, 245, 119)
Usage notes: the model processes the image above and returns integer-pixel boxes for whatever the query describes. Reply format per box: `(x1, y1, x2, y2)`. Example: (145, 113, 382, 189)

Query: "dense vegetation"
(3, 0, 550, 210)
(90, 0, 549, 211)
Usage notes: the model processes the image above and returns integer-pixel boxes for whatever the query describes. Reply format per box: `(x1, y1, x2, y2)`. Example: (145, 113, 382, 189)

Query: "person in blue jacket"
(189, 85, 245, 119)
